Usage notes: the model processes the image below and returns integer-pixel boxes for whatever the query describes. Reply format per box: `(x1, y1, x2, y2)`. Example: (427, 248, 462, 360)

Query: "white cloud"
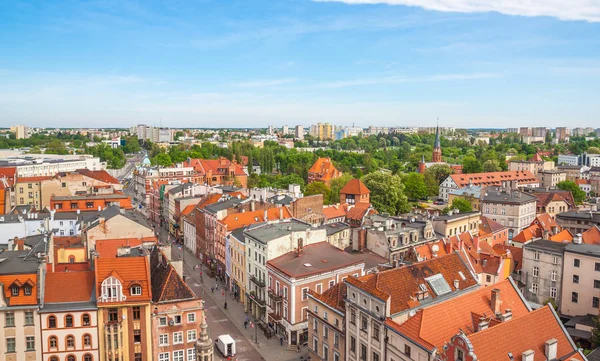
(315, 72, 502, 88)
(232, 78, 298, 87)
(313, 0, 600, 22)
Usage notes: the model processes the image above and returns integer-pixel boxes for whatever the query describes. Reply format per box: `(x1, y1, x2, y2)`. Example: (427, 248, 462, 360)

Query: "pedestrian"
(297, 345, 300, 353)
(244, 320, 248, 329)
(222, 290, 225, 296)
(211, 286, 214, 294)
(224, 301, 228, 309)
(280, 336, 283, 346)
(215, 283, 218, 290)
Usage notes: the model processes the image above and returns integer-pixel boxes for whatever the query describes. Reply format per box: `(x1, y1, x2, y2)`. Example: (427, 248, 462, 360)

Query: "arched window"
(65, 314, 74, 327)
(50, 357, 59, 361)
(82, 313, 91, 326)
(84, 354, 93, 361)
(100, 276, 125, 302)
(130, 284, 142, 296)
(66, 335, 75, 348)
(83, 334, 92, 347)
(68, 255, 75, 264)
(67, 355, 76, 361)
(48, 315, 57, 328)
(49, 336, 58, 349)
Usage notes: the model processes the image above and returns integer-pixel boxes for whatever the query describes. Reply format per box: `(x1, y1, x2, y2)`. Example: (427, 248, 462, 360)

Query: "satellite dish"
(169, 319, 175, 326)
(432, 244, 440, 253)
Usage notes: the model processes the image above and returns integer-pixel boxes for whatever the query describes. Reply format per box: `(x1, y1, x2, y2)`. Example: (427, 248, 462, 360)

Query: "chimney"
(264, 210, 268, 222)
(279, 206, 283, 220)
(573, 233, 582, 244)
(522, 350, 534, 361)
(251, 200, 255, 211)
(445, 240, 452, 254)
(297, 238, 304, 256)
(454, 279, 459, 290)
(499, 308, 513, 321)
(77, 209, 80, 215)
(477, 318, 489, 331)
(491, 288, 502, 315)
(545, 339, 557, 360)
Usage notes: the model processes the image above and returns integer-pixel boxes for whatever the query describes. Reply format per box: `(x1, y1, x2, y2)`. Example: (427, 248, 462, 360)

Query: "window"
(329, 280, 335, 289)
(159, 353, 170, 361)
(324, 311, 328, 321)
(533, 251, 539, 260)
(554, 256, 560, 265)
(573, 275, 580, 284)
(405, 345, 412, 357)
(66, 314, 74, 327)
(11, 285, 19, 296)
(67, 335, 75, 348)
(131, 285, 142, 296)
(313, 337, 319, 353)
(159, 317, 167, 326)
(187, 348, 196, 361)
(532, 283, 538, 294)
(134, 330, 141, 343)
(360, 314, 368, 331)
(187, 330, 197, 342)
(572, 292, 579, 303)
(50, 336, 58, 349)
(313, 318, 319, 331)
(174, 315, 182, 324)
(82, 313, 91, 326)
(372, 322, 380, 341)
(86, 202, 94, 209)
(173, 331, 184, 344)
(316, 284, 322, 294)
(24, 285, 32, 295)
(595, 280, 600, 289)
(486, 275, 492, 283)
(574, 258, 581, 267)
(302, 287, 309, 301)
(360, 343, 367, 360)
(457, 349, 465, 361)
(5, 312, 15, 327)
(323, 325, 329, 339)
(373, 352, 380, 361)
(67, 356, 75, 361)
(350, 336, 356, 353)
(533, 266, 539, 277)
(108, 308, 119, 322)
(596, 263, 600, 271)
(134, 354, 142, 361)
(551, 271, 557, 282)
(132, 306, 140, 320)
(7, 338, 16, 353)
(102, 277, 123, 302)
(159, 334, 169, 346)
(187, 313, 196, 323)
(594, 297, 600, 308)
(334, 332, 339, 347)
(350, 309, 356, 325)
(550, 287, 557, 299)
(334, 352, 340, 361)
(84, 334, 92, 347)
(26, 336, 35, 351)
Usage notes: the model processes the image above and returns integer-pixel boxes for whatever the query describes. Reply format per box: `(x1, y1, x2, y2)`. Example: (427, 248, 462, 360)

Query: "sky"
(0, 0, 599, 129)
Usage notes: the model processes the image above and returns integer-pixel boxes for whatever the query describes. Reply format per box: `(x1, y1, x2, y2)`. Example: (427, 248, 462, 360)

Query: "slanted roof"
(479, 216, 506, 238)
(150, 248, 196, 303)
(493, 244, 523, 272)
(340, 178, 370, 195)
(582, 225, 600, 245)
(533, 190, 575, 211)
(222, 207, 292, 231)
(323, 205, 347, 220)
(466, 305, 582, 361)
(550, 229, 573, 243)
(44, 271, 95, 304)
(309, 283, 346, 313)
(387, 278, 529, 351)
(345, 252, 478, 315)
(482, 186, 537, 204)
(181, 204, 196, 217)
(76, 169, 120, 184)
(308, 157, 340, 181)
(95, 256, 152, 301)
(450, 170, 538, 188)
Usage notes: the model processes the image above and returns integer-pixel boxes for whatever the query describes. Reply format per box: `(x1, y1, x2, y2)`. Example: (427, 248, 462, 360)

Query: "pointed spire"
(434, 120, 441, 149)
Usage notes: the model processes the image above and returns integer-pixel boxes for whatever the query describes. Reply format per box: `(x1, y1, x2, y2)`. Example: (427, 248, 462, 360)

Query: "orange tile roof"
(346, 203, 371, 221)
(0, 273, 38, 306)
(533, 191, 575, 210)
(96, 237, 156, 258)
(345, 253, 478, 315)
(17, 176, 53, 182)
(0, 167, 17, 180)
(196, 193, 224, 210)
(340, 178, 370, 195)
(412, 239, 449, 261)
(229, 191, 247, 199)
(181, 204, 196, 216)
(183, 158, 246, 176)
(323, 205, 347, 220)
(479, 216, 506, 238)
(44, 271, 95, 303)
(466, 305, 582, 361)
(95, 256, 152, 302)
(77, 169, 120, 184)
(512, 224, 540, 244)
(533, 213, 558, 232)
(308, 157, 340, 181)
(222, 207, 292, 230)
(493, 244, 523, 272)
(310, 283, 346, 313)
(549, 229, 573, 243)
(531, 152, 544, 162)
(388, 278, 529, 351)
(450, 170, 538, 188)
(575, 179, 590, 185)
(582, 225, 600, 245)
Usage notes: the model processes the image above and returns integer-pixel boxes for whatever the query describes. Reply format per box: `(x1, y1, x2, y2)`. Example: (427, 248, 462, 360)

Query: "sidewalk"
(176, 245, 310, 361)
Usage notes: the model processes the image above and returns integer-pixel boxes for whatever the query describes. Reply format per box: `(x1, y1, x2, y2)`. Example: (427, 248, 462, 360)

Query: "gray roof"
(0, 249, 43, 274)
(244, 219, 313, 244)
(167, 182, 193, 195)
(39, 301, 97, 313)
(481, 186, 537, 204)
(447, 185, 483, 199)
(524, 239, 567, 253)
(324, 222, 350, 236)
(268, 194, 294, 205)
(565, 243, 600, 257)
(587, 348, 600, 361)
(556, 211, 600, 223)
(86, 206, 152, 230)
(432, 211, 481, 221)
(0, 214, 21, 224)
(52, 193, 128, 201)
(230, 228, 246, 244)
(204, 198, 244, 214)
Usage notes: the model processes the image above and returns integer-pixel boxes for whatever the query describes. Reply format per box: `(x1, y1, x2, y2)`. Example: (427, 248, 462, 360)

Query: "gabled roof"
(533, 213, 558, 232)
(310, 283, 346, 313)
(323, 205, 347, 220)
(150, 248, 196, 303)
(95, 256, 152, 302)
(449, 170, 538, 188)
(44, 271, 95, 304)
(345, 252, 478, 315)
(465, 305, 582, 361)
(340, 178, 370, 195)
(181, 204, 196, 217)
(183, 158, 246, 176)
(411, 239, 449, 261)
(17, 176, 53, 182)
(308, 157, 340, 181)
(195, 193, 225, 211)
(387, 278, 529, 351)
(493, 244, 523, 272)
(221, 207, 292, 231)
(533, 190, 575, 210)
(479, 216, 506, 238)
(512, 224, 541, 244)
(582, 225, 600, 245)
(549, 229, 573, 243)
(346, 203, 373, 221)
(76, 169, 120, 184)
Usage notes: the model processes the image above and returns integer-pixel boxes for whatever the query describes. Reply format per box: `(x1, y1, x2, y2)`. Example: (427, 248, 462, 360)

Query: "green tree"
(462, 155, 483, 174)
(588, 146, 600, 154)
(327, 174, 353, 205)
(402, 173, 428, 201)
(275, 174, 305, 190)
(174, 131, 185, 140)
(482, 159, 502, 172)
(28, 146, 42, 154)
(153, 153, 173, 167)
(591, 316, 600, 348)
(423, 164, 453, 196)
(304, 182, 331, 201)
(451, 197, 473, 213)
(557, 180, 586, 204)
(362, 171, 410, 215)
(122, 136, 141, 154)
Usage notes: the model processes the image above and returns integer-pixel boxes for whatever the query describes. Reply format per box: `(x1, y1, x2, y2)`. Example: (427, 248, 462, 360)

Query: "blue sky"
(0, 0, 599, 128)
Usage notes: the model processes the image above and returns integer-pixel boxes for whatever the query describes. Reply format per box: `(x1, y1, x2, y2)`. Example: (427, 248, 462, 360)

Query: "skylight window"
(458, 271, 466, 281)
(304, 263, 312, 267)
(425, 274, 452, 296)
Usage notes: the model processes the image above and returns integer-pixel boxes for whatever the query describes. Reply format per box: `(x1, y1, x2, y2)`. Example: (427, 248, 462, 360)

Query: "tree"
(362, 171, 410, 215)
(588, 146, 600, 154)
(28, 146, 42, 154)
(462, 155, 483, 174)
(557, 180, 586, 204)
(591, 316, 600, 348)
(423, 164, 453, 197)
(122, 136, 141, 154)
(482, 159, 502, 172)
(402, 173, 428, 201)
(451, 197, 473, 213)
(153, 153, 173, 167)
(304, 182, 331, 201)
(275, 174, 305, 190)
(327, 174, 353, 205)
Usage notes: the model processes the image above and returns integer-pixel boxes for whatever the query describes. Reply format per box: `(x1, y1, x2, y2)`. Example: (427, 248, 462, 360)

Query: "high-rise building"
(519, 127, 531, 137)
(295, 125, 304, 140)
(531, 127, 547, 138)
(555, 127, 570, 142)
(14, 125, 30, 139)
(282, 125, 289, 135)
(309, 123, 334, 140)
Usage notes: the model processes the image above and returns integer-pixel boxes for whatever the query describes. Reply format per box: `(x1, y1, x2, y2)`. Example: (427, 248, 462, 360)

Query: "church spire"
(432, 120, 442, 163)
(195, 300, 214, 361)
(434, 122, 441, 149)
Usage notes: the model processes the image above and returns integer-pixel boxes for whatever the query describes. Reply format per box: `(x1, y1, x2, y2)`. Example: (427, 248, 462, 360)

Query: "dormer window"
(11, 285, 19, 296)
(24, 285, 32, 296)
(130, 285, 142, 296)
(101, 276, 125, 302)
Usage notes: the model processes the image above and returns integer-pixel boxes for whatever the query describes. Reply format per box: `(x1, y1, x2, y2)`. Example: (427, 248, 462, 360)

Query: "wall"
(561, 251, 600, 317)
(40, 310, 99, 361)
(521, 246, 563, 308)
(308, 297, 345, 361)
(151, 300, 202, 361)
(0, 308, 41, 361)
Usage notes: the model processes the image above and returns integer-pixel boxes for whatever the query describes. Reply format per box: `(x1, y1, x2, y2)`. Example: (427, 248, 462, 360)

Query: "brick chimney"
(490, 288, 502, 315)
(297, 238, 304, 257)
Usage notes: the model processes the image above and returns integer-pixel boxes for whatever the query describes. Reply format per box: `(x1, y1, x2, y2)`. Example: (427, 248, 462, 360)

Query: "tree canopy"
(362, 171, 410, 215)
(557, 180, 586, 204)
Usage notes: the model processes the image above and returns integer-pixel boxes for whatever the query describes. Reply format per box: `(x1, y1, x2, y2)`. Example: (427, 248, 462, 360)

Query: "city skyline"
(1, 0, 599, 128)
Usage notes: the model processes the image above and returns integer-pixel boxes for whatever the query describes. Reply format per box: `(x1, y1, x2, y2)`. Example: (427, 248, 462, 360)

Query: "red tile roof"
(466, 305, 582, 361)
(222, 207, 292, 230)
(17, 176, 53, 182)
(532, 213, 558, 232)
(346, 203, 372, 221)
(95, 237, 157, 258)
(479, 216, 506, 238)
(323, 205, 347, 220)
(95, 256, 152, 302)
(512, 224, 540, 244)
(183, 158, 246, 176)
(575, 179, 590, 185)
(150, 248, 196, 303)
(76, 169, 120, 184)
(411, 239, 449, 261)
(493, 244, 523, 272)
(531, 152, 543, 162)
(308, 157, 340, 182)
(44, 271, 95, 303)
(181, 204, 196, 216)
(582, 225, 600, 245)
(449, 170, 538, 188)
(310, 283, 346, 313)
(0, 167, 17, 181)
(345, 253, 478, 315)
(388, 278, 529, 351)
(549, 229, 573, 243)
(533, 190, 575, 211)
(340, 178, 370, 195)
(196, 193, 224, 210)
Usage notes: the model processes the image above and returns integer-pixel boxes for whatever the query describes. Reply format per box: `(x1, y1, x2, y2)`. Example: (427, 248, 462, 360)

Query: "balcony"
(268, 289, 283, 301)
(268, 312, 282, 323)
(249, 291, 266, 307)
(250, 275, 266, 288)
